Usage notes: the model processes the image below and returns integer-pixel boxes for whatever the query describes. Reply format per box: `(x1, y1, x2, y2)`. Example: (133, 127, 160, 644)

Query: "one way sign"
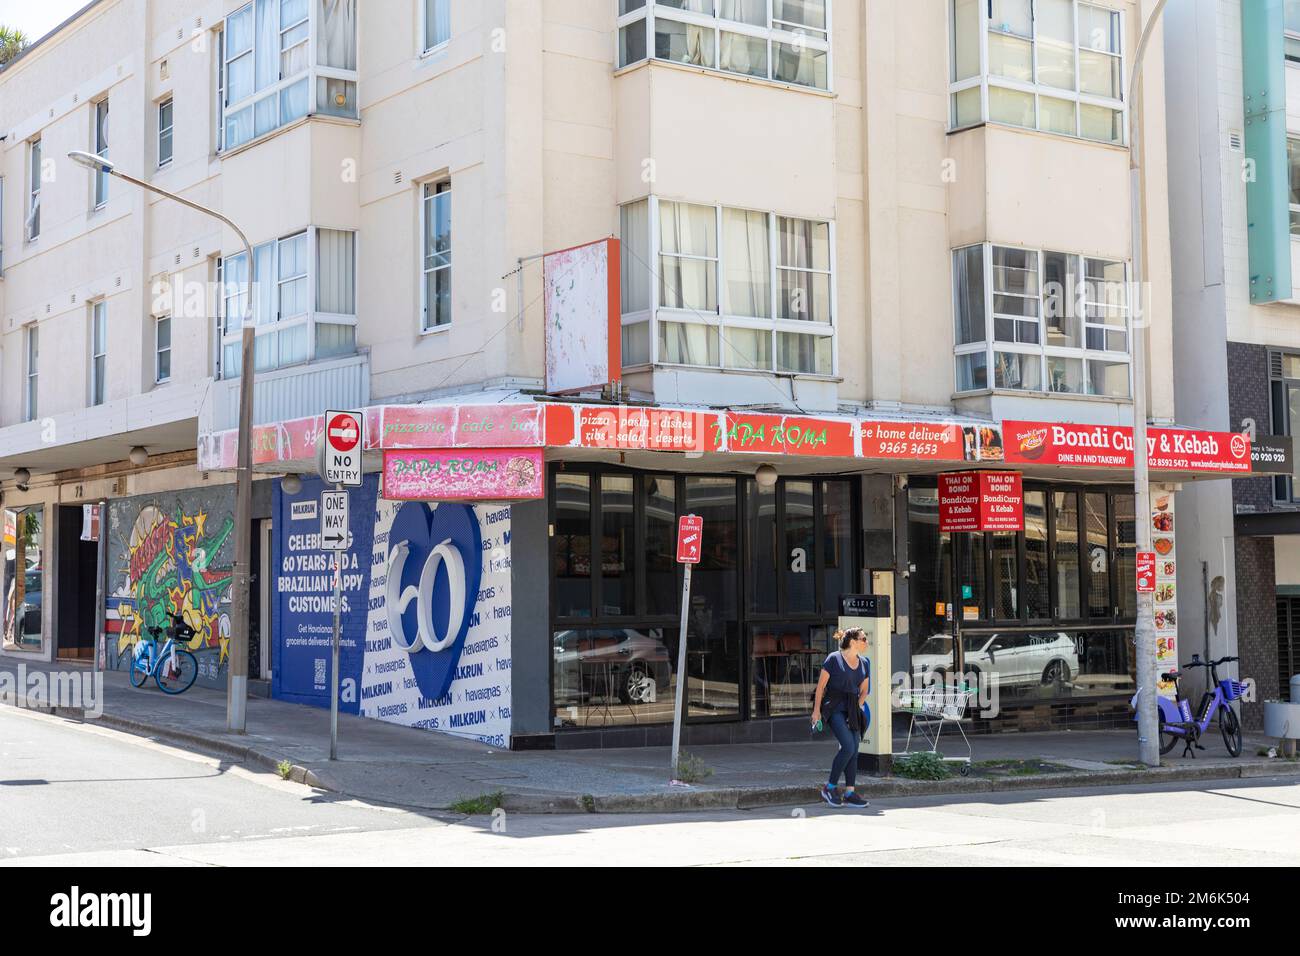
(320, 491, 351, 552)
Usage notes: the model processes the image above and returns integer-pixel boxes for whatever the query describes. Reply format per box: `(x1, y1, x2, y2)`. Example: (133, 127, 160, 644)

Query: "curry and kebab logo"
(105, 506, 235, 664)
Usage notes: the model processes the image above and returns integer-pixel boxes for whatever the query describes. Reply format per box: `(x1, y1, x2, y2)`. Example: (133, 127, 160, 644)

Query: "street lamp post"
(1126, 0, 1172, 767)
(69, 149, 256, 733)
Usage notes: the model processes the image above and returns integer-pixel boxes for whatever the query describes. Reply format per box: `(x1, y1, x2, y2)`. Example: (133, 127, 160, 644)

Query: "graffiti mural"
(104, 490, 236, 688)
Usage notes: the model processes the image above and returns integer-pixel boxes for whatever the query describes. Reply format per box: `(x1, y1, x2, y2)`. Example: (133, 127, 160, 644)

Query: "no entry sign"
(676, 515, 703, 564)
(321, 409, 364, 487)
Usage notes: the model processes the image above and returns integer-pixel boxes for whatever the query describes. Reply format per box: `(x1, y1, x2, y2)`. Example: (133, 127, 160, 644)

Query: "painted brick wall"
(1234, 535, 1278, 730)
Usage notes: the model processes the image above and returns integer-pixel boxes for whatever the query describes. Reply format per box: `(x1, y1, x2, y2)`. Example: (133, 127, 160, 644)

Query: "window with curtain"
(423, 0, 450, 53)
(220, 227, 354, 376)
(617, 0, 829, 89)
(954, 243, 1130, 397)
(626, 198, 834, 373)
(950, 0, 1125, 145)
(221, 0, 357, 152)
(659, 201, 717, 312)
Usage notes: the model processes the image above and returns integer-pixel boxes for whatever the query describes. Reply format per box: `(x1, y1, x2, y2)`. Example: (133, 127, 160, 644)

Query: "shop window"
(2, 508, 44, 650)
(784, 480, 816, 614)
(1024, 490, 1050, 618)
(553, 473, 592, 619)
(1115, 493, 1136, 619)
(746, 481, 778, 614)
(552, 626, 680, 729)
(644, 475, 679, 615)
(600, 474, 636, 615)
(684, 476, 740, 720)
(1054, 490, 1081, 618)
(1086, 492, 1111, 618)
(821, 480, 856, 613)
(907, 486, 954, 673)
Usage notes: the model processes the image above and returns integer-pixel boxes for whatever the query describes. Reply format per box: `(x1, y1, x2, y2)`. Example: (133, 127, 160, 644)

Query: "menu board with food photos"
(1152, 491, 1178, 698)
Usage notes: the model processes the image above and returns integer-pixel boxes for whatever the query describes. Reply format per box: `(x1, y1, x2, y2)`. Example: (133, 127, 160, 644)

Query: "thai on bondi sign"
(938, 471, 1025, 533)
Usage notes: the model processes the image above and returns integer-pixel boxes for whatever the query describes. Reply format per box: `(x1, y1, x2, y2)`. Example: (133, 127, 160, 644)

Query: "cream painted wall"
(0, 0, 1184, 444)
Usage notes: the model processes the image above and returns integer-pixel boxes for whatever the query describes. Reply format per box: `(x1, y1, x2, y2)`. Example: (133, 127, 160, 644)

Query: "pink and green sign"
(381, 449, 545, 501)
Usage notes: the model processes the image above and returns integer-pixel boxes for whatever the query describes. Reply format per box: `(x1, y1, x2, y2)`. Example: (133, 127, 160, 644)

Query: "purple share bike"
(1131, 655, 1246, 758)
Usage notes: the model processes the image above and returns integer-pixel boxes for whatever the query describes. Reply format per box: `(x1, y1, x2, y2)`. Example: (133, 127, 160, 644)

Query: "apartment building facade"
(0, 0, 1258, 749)
(1165, 0, 1300, 728)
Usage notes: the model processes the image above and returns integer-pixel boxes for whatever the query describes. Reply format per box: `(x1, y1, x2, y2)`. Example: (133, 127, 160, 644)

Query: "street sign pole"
(330, 484, 342, 761)
(670, 562, 692, 775)
(670, 514, 702, 776)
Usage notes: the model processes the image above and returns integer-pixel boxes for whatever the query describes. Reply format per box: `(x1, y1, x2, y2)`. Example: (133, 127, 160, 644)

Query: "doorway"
(55, 505, 99, 660)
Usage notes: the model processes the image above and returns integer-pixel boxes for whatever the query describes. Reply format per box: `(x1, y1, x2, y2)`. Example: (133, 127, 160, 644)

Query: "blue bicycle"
(130, 611, 199, 695)
(1134, 655, 1245, 758)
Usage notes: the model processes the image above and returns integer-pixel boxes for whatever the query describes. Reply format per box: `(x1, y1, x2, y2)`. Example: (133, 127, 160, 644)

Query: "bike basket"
(1219, 679, 1248, 701)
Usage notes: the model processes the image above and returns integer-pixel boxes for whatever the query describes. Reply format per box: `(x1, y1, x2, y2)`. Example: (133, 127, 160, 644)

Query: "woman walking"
(811, 627, 871, 808)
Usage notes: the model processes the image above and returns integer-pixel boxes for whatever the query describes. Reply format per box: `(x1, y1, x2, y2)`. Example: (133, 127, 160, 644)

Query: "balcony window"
(617, 0, 831, 91)
(1270, 351, 1300, 502)
(220, 0, 357, 152)
(621, 196, 834, 375)
(219, 226, 357, 377)
(953, 243, 1130, 398)
(949, 0, 1125, 145)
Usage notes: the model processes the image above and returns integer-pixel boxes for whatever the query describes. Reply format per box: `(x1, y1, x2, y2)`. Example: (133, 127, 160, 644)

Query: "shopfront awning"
(195, 398, 1276, 488)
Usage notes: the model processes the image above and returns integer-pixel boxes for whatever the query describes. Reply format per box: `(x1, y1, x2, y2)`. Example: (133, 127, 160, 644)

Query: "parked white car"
(911, 632, 1076, 690)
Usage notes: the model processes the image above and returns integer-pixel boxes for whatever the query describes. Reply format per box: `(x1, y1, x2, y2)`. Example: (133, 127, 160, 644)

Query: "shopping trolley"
(900, 683, 974, 774)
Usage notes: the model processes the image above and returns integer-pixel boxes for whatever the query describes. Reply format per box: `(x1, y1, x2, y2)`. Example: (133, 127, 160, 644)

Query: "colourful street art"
(104, 498, 235, 684)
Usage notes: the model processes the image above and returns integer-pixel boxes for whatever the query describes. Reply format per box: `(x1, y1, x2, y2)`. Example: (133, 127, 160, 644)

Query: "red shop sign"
(938, 471, 1024, 532)
(1003, 421, 1252, 473)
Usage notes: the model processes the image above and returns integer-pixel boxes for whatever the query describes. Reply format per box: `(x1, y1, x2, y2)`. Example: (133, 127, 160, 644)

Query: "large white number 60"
(385, 537, 467, 654)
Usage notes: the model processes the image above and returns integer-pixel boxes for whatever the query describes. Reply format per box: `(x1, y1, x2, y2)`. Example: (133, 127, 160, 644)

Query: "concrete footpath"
(3, 658, 1297, 813)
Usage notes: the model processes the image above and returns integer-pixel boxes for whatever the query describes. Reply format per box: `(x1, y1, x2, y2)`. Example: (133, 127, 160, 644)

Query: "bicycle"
(1132, 654, 1246, 758)
(130, 611, 199, 695)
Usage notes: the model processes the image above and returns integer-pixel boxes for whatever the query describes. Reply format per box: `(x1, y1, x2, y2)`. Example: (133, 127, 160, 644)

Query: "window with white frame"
(156, 316, 172, 383)
(25, 325, 38, 421)
(1288, 0, 1300, 62)
(220, 0, 357, 153)
(94, 99, 110, 207)
(423, 0, 450, 53)
(90, 302, 107, 406)
(953, 243, 1131, 398)
(620, 196, 835, 375)
(950, 0, 1125, 145)
(27, 139, 41, 241)
(421, 182, 451, 331)
(93, 98, 109, 208)
(1289, 137, 1300, 236)
(0, 176, 5, 274)
(617, 0, 831, 91)
(219, 226, 357, 377)
(158, 98, 174, 167)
